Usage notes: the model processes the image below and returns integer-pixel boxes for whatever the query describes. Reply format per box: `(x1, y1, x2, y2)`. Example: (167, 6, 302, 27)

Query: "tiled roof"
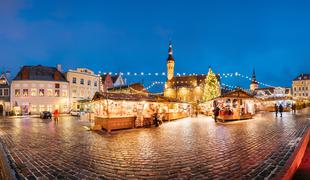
(293, 74, 310, 81)
(14, 65, 67, 82)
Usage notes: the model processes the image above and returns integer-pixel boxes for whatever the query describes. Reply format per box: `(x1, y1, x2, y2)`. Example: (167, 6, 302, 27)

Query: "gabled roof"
(293, 74, 310, 81)
(216, 88, 253, 99)
(101, 74, 112, 83)
(0, 72, 10, 88)
(14, 65, 67, 82)
(111, 75, 120, 83)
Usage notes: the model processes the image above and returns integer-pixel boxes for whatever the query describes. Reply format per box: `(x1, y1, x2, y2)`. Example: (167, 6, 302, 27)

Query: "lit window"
(88, 80, 91, 86)
(31, 88, 37, 96)
(55, 89, 60, 97)
(55, 83, 60, 88)
(31, 105, 37, 112)
(39, 89, 44, 96)
(94, 81, 97, 87)
(72, 77, 77, 84)
(47, 89, 53, 96)
(62, 90, 67, 97)
(4, 89, 8, 96)
(80, 79, 84, 85)
(3, 89, 8, 96)
(23, 89, 28, 96)
(39, 105, 45, 112)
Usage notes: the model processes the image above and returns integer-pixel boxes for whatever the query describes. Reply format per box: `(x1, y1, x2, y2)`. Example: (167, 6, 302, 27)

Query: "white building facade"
(65, 68, 100, 110)
(10, 65, 69, 115)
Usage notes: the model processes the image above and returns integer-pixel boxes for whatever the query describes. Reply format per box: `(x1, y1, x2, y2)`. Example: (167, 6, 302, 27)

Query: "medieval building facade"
(163, 42, 221, 103)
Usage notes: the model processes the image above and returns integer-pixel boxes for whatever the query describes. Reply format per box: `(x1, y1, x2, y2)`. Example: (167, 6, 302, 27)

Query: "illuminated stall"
(90, 92, 190, 132)
(211, 88, 256, 122)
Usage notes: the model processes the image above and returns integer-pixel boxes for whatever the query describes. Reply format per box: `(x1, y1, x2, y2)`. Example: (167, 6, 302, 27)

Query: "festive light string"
(102, 71, 274, 88)
(143, 80, 249, 92)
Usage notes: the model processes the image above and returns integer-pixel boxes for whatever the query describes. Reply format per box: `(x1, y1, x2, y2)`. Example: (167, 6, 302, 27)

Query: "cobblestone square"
(0, 109, 309, 179)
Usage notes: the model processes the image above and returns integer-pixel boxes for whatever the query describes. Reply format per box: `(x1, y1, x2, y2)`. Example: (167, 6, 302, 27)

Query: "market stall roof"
(92, 92, 183, 103)
(213, 88, 254, 100)
(107, 83, 148, 93)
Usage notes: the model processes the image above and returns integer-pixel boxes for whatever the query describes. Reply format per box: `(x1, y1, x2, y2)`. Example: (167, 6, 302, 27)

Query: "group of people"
(274, 104, 284, 117)
(143, 107, 165, 128)
(275, 103, 298, 117)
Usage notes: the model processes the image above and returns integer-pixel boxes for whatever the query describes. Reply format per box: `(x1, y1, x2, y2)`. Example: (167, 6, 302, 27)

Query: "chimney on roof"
(57, 64, 62, 72)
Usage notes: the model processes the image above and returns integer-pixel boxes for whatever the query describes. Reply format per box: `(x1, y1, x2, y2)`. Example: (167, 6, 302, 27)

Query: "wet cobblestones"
(0, 108, 309, 179)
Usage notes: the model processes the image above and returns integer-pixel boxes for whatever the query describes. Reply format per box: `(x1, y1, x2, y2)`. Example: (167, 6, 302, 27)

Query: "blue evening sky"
(0, 0, 310, 91)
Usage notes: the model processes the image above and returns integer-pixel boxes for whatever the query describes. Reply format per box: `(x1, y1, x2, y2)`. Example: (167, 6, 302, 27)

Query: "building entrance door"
(0, 104, 3, 116)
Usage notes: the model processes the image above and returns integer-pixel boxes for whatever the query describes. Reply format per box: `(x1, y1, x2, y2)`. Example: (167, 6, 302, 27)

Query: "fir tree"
(204, 67, 220, 101)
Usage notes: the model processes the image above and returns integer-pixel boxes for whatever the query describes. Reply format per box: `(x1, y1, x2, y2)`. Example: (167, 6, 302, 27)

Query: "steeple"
(250, 68, 258, 91)
(167, 41, 174, 62)
(166, 41, 175, 80)
(251, 69, 257, 84)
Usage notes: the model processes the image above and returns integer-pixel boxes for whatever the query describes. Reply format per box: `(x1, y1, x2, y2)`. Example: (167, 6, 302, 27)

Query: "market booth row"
(201, 88, 256, 122)
(255, 96, 294, 112)
(90, 92, 190, 132)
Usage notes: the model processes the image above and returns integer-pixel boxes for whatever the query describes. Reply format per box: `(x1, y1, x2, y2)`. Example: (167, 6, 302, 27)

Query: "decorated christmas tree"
(203, 67, 220, 101)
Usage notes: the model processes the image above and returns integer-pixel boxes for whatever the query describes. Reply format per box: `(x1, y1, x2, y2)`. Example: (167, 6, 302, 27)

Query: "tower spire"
(166, 41, 175, 80)
(250, 68, 258, 91)
(167, 41, 174, 61)
(251, 68, 257, 83)
(168, 41, 173, 55)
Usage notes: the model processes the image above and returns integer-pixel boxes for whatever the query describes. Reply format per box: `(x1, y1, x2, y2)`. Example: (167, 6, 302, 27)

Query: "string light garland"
(101, 71, 274, 88)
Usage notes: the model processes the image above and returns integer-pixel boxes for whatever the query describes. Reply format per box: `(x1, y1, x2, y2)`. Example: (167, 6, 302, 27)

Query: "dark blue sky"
(1, 0, 310, 90)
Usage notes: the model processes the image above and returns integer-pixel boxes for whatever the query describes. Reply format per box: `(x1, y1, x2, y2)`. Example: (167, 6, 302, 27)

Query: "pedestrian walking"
(53, 109, 59, 123)
(274, 104, 278, 117)
(279, 104, 284, 117)
(213, 106, 220, 122)
(153, 111, 159, 127)
(292, 103, 296, 114)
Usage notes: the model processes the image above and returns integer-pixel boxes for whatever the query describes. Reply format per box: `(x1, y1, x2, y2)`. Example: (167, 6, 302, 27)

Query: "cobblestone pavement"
(0, 109, 309, 180)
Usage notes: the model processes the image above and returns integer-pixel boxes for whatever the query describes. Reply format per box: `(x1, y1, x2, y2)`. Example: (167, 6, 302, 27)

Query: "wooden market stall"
(211, 88, 256, 122)
(90, 92, 190, 132)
